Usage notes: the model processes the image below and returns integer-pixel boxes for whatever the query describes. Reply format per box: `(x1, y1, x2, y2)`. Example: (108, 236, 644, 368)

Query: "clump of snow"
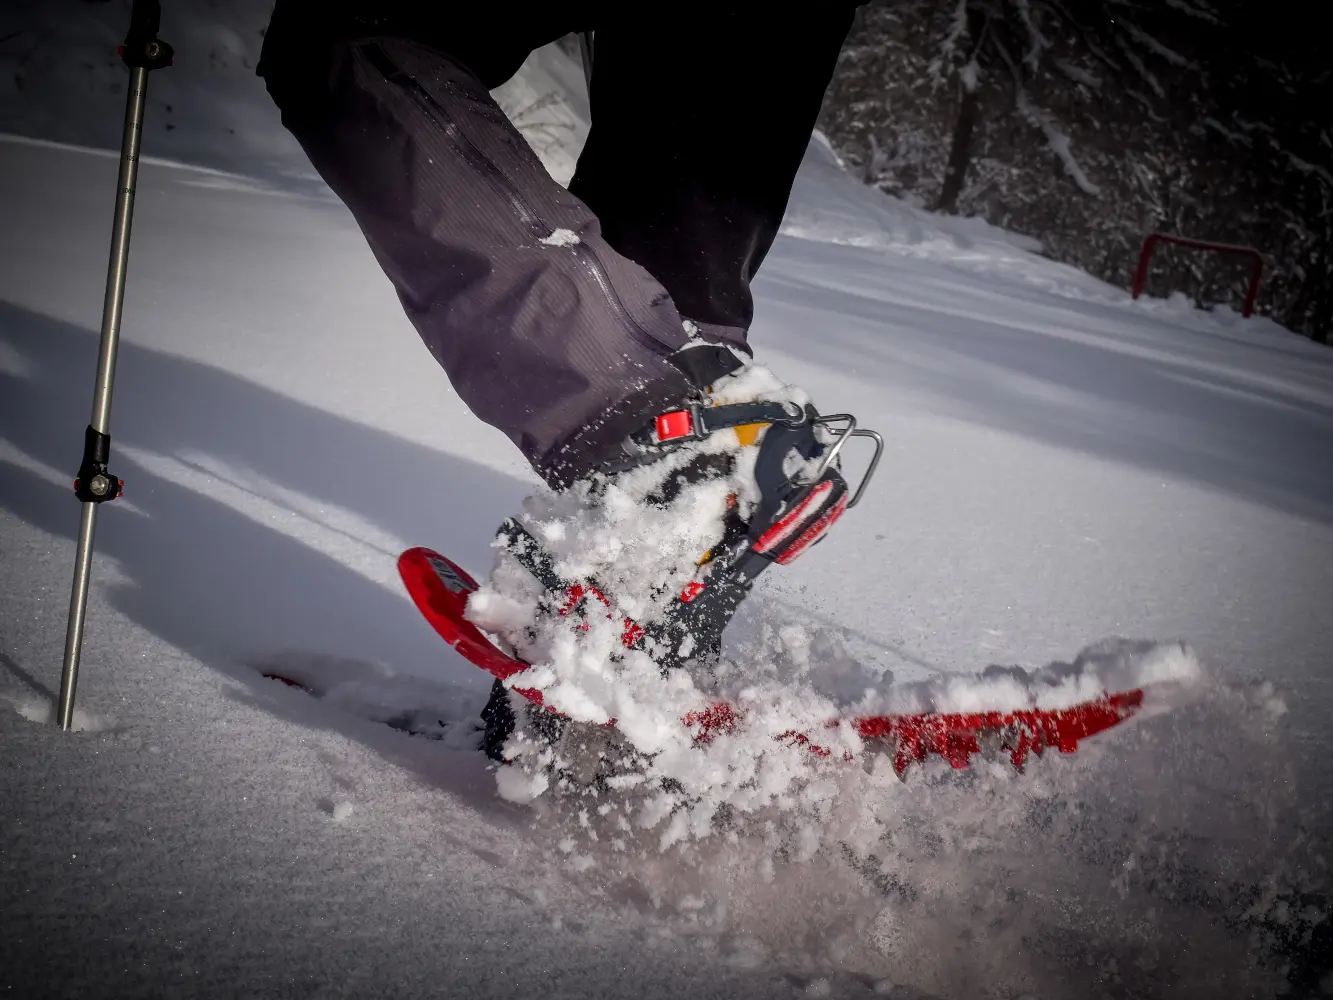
(850, 636, 1201, 717)
(539, 228, 581, 247)
(1256, 681, 1288, 721)
(495, 763, 549, 804)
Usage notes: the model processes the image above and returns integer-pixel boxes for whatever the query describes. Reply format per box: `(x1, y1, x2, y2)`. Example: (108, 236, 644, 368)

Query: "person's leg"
(258, 9, 709, 488)
(569, 5, 858, 352)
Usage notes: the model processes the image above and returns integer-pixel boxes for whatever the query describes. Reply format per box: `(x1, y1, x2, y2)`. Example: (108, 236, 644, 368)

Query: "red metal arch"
(1132, 232, 1264, 318)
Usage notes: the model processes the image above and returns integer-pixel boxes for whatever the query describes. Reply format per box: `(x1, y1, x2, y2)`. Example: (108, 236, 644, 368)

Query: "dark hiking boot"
(474, 361, 882, 763)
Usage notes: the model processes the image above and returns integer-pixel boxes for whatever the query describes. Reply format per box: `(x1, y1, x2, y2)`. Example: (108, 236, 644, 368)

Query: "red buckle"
(655, 410, 694, 442)
(679, 580, 706, 603)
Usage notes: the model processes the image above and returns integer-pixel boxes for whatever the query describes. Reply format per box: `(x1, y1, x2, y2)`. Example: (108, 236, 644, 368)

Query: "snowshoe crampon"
(398, 547, 1145, 777)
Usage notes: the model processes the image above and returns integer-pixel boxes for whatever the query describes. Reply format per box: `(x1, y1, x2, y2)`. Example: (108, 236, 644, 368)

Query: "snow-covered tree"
(819, 0, 1331, 343)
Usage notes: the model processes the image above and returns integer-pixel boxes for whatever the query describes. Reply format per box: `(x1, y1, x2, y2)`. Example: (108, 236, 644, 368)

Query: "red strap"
(655, 410, 694, 441)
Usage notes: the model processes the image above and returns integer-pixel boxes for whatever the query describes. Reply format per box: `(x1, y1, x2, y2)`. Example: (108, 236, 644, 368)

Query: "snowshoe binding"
(470, 364, 883, 764)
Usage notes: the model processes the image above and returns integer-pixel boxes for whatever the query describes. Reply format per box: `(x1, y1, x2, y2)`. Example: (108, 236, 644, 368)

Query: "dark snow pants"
(258, 6, 856, 486)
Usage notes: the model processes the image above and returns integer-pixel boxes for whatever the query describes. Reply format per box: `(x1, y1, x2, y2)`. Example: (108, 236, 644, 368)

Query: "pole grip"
(121, 0, 173, 70)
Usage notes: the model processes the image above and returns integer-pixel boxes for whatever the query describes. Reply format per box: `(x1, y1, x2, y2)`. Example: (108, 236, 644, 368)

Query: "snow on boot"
(470, 362, 882, 764)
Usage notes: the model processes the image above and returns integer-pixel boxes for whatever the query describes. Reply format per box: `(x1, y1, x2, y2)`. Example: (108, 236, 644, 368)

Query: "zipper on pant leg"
(360, 42, 677, 361)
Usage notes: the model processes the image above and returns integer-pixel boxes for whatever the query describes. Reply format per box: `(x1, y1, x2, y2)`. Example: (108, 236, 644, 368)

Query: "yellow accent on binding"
(697, 549, 712, 565)
(734, 422, 767, 447)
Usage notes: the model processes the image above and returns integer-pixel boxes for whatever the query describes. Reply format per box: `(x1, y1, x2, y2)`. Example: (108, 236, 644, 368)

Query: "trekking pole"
(56, 0, 173, 731)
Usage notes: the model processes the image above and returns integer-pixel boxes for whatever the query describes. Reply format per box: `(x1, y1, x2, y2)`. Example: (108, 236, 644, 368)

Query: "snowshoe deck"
(399, 546, 1143, 775)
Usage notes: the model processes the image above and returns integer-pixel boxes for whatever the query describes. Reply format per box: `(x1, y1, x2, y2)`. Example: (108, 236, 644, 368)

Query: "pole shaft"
(93, 64, 149, 434)
(57, 64, 151, 731)
(56, 504, 99, 729)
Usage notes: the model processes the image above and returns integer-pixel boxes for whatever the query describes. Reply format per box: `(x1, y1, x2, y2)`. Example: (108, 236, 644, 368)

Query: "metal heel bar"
(805, 415, 884, 509)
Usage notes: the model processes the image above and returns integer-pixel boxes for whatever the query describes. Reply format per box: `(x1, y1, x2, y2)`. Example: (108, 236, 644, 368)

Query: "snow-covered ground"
(3, 18, 1333, 1000)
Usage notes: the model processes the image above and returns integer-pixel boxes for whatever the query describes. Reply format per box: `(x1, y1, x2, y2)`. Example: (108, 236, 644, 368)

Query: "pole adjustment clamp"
(73, 426, 123, 504)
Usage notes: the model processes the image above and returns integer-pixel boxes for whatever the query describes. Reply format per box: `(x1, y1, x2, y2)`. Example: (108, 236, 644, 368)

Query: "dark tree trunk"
(1311, 236, 1332, 345)
(934, 5, 986, 215)
(1312, 290, 1330, 345)
(935, 82, 981, 214)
